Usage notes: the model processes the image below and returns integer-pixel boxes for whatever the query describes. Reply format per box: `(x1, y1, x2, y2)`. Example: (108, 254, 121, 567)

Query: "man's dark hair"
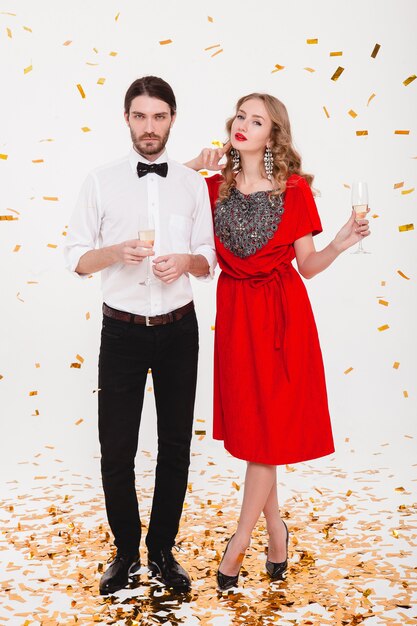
(124, 76, 177, 116)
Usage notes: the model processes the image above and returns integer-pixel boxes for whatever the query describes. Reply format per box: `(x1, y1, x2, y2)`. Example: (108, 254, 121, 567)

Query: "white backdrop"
(1, 0, 416, 484)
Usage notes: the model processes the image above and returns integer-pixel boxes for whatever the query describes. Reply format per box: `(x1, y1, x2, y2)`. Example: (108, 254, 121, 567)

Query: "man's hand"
(152, 254, 191, 284)
(114, 239, 154, 265)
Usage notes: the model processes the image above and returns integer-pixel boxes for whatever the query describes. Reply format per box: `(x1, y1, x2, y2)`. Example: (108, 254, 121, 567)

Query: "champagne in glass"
(351, 181, 370, 254)
(138, 228, 155, 285)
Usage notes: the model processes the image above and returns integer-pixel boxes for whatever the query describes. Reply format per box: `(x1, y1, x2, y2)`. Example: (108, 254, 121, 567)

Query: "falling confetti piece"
(371, 43, 381, 58)
(159, 39, 172, 45)
(348, 109, 358, 118)
(271, 64, 285, 73)
(403, 74, 416, 86)
(306, 38, 318, 44)
(47, 243, 58, 248)
(109, 51, 118, 56)
(232, 482, 240, 491)
(115, 12, 120, 21)
(6, 27, 12, 37)
(401, 187, 414, 195)
(0, 215, 18, 220)
(371, 213, 379, 218)
(194, 430, 206, 435)
(204, 44, 220, 50)
(330, 51, 343, 56)
(29, 391, 38, 396)
(93, 47, 99, 53)
(346, 489, 353, 496)
(356, 130, 368, 136)
(367, 93, 376, 106)
(304, 67, 315, 73)
(199, 170, 208, 176)
(211, 140, 223, 148)
(24, 65, 33, 74)
(211, 48, 223, 58)
(63, 40, 72, 46)
(394, 130, 410, 135)
(378, 324, 389, 331)
(16, 292, 24, 301)
(35, 363, 40, 368)
(75, 419, 84, 426)
(398, 223, 414, 232)
(344, 367, 353, 375)
(32, 409, 39, 416)
(0, 153, 8, 160)
(76, 354, 84, 363)
(378, 299, 389, 306)
(403, 390, 409, 398)
(393, 362, 400, 369)
(286, 464, 296, 472)
(13, 244, 21, 252)
(211, 325, 215, 330)
(208, 16, 214, 22)
(81, 127, 91, 132)
(97, 77, 106, 85)
(397, 270, 410, 279)
(394, 182, 404, 189)
(70, 363, 81, 369)
(331, 66, 344, 81)
(323, 106, 330, 118)
(86, 62, 99, 66)
(76, 84, 86, 99)
(32, 159, 44, 163)
(43, 196, 58, 201)
(8, 208, 20, 215)
(86, 312, 90, 320)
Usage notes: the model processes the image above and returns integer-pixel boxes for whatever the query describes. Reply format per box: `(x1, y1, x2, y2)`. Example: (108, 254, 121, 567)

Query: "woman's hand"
(333, 209, 371, 253)
(184, 141, 231, 172)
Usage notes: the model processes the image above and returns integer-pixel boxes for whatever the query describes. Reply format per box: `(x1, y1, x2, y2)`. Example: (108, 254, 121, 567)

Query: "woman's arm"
(294, 210, 370, 279)
(184, 142, 230, 171)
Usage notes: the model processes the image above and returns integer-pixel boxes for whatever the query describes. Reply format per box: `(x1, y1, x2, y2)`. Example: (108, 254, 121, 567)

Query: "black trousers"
(98, 307, 199, 555)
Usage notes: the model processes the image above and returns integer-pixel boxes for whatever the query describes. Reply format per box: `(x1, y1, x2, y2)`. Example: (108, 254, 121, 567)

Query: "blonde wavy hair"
(218, 93, 314, 202)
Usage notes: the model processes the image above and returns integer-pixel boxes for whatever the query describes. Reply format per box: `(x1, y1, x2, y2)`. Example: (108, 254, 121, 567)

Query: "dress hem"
(214, 437, 335, 465)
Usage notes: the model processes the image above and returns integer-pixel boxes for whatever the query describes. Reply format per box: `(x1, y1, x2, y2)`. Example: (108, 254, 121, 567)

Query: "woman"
(186, 93, 370, 590)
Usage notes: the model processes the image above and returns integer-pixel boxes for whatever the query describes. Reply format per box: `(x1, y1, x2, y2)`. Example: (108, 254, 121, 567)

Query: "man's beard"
(130, 127, 170, 157)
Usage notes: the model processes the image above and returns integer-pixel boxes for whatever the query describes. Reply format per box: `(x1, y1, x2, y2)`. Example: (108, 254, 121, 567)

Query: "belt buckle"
(145, 316, 154, 327)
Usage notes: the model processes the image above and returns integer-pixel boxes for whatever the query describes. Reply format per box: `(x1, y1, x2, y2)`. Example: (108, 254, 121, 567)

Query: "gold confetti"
(356, 130, 368, 136)
(43, 196, 58, 201)
(367, 93, 376, 106)
(47, 243, 58, 248)
(0, 374, 3, 380)
(378, 324, 389, 332)
(32, 409, 39, 416)
(1, 215, 18, 220)
(29, 391, 38, 396)
(63, 40, 72, 46)
(86, 62, 99, 66)
(232, 482, 240, 491)
(0, 153, 8, 160)
(194, 430, 206, 435)
(271, 64, 285, 73)
(76, 354, 84, 363)
(331, 66, 344, 81)
(86, 312, 90, 320)
(323, 106, 330, 118)
(93, 47, 99, 53)
(199, 170, 208, 176)
(403, 390, 409, 398)
(23, 25, 32, 32)
(371, 43, 381, 58)
(115, 12, 120, 21)
(16, 292, 24, 301)
(306, 38, 318, 44)
(378, 299, 389, 306)
(97, 77, 106, 85)
(70, 363, 81, 369)
(76, 84, 86, 98)
(211, 48, 223, 58)
(371, 213, 379, 218)
(398, 223, 414, 232)
(394, 182, 404, 189)
(211, 140, 223, 148)
(109, 51, 118, 56)
(13, 245, 21, 252)
(159, 39, 172, 45)
(32, 159, 44, 163)
(205, 44, 220, 51)
(211, 325, 215, 331)
(8, 208, 20, 215)
(346, 489, 353, 496)
(344, 367, 353, 375)
(304, 67, 315, 73)
(35, 362, 40, 368)
(393, 362, 400, 369)
(403, 74, 416, 86)
(208, 15, 214, 22)
(75, 419, 84, 426)
(348, 109, 358, 118)
(397, 270, 410, 279)
(394, 130, 410, 135)
(81, 127, 91, 132)
(7, 27, 12, 38)
(286, 464, 296, 472)
(24, 65, 33, 74)
(401, 187, 414, 195)
(330, 51, 343, 56)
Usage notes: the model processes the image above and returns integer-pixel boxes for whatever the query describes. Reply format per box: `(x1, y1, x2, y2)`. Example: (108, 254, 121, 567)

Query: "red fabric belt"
(103, 301, 194, 327)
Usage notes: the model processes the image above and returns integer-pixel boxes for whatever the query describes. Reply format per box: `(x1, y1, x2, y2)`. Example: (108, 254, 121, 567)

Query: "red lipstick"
(235, 133, 247, 142)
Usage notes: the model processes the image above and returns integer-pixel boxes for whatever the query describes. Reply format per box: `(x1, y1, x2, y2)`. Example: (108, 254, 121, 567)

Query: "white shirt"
(64, 148, 216, 316)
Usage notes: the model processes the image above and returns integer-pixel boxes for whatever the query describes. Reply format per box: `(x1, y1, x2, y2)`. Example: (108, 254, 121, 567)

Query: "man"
(65, 76, 216, 594)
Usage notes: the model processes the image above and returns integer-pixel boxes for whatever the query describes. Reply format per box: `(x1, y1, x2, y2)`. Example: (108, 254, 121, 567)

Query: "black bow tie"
(136, 161, 168, 178)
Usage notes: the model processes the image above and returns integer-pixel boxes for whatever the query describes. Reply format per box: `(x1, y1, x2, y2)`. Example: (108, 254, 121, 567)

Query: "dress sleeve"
(204, 174, 223, 211)
(288, 176, 323, 240)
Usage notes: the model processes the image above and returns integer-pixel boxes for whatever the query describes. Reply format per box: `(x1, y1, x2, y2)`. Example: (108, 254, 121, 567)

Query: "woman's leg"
(262, 472, 288, 562)
(219, 462, 276, 576)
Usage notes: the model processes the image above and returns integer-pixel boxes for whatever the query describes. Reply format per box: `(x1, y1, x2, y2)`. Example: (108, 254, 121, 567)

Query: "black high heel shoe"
(266, 520, 289, 580)
(217, 534, 246, 591)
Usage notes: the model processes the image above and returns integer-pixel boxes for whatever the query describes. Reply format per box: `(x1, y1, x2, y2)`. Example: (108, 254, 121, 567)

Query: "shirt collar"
(129, 146, 169, 173)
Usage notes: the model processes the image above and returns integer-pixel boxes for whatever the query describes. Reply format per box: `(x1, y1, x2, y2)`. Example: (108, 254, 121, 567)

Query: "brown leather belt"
(103, 301, 194, 327)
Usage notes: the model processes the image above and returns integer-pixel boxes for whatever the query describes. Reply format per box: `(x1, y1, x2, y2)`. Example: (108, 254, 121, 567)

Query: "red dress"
(206, 173, 335, 465)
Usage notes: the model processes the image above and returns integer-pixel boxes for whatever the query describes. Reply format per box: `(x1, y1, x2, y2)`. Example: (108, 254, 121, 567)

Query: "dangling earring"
(264, 146, 273, 180)
(231, 148, 240, 171)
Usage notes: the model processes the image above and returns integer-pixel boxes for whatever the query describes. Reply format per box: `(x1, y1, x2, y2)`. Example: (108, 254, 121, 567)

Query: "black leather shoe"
(148, 547, 191, 591)
(217, 534, 246, 591)
(266, 520, 289, 580)
(99, 552, 141, 595)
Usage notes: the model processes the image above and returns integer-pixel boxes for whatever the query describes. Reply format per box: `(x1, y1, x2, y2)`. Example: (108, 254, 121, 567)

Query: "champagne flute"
(351, 181, 370, 254)
(138, 228, 155, 285)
